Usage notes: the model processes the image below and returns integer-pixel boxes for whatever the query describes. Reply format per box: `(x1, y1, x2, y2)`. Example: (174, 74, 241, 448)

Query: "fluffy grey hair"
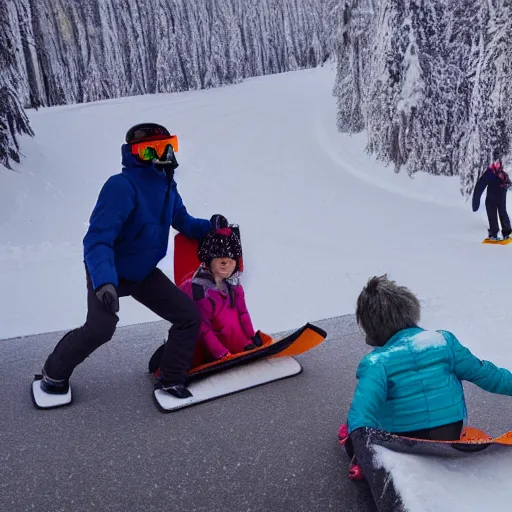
(356, 274, 421, 347)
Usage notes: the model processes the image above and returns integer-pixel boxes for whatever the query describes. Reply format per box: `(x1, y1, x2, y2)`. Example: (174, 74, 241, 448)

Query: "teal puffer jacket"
(347, 327, 512, 433)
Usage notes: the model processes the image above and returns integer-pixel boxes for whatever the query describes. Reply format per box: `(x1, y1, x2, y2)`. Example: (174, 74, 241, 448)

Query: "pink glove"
(348, 462, 364, 480)
(338, 423, 349, 445)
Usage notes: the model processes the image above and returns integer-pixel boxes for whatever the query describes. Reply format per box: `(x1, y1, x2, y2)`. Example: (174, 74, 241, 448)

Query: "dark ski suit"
(472, 165, 512, 238)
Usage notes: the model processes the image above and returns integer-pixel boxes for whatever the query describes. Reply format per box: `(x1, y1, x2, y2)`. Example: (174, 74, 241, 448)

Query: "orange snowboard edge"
(400, 426, 512, 445)
(188, 323, 327, 377)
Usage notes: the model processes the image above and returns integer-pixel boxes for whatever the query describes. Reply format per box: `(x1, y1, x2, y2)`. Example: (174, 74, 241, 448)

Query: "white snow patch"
(410, 331, 447, 350)
(373, 444, 512, 512)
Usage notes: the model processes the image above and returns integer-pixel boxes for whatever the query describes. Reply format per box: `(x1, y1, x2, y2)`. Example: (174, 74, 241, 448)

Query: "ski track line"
(313, 113, 467, 211)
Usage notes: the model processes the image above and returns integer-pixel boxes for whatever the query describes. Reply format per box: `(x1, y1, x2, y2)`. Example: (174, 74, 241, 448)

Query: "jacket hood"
(122, 143, 148, 168)
(121, 143, 167, 175)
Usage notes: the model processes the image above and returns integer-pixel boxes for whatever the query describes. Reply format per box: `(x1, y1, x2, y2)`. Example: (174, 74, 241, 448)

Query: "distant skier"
(472, 160, 512, 240)
(339, 274, 512, 480)
(37, 122, 228, 401)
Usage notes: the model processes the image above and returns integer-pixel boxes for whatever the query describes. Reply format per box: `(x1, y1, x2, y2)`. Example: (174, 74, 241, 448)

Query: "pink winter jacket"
(180, 269, 256, 359)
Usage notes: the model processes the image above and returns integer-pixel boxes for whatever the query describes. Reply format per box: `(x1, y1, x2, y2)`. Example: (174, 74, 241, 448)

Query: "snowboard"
(346, 426, 512, 512)
(174, 225, 244, 287)
(482, 237, 512, 245)
(31, 374, 72, 409)
(154, 356, 302, 412)
(151, 323, 327, 411)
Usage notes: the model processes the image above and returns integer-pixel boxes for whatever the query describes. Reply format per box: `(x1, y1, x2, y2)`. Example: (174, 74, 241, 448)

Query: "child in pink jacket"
(180, 227, 262, 361)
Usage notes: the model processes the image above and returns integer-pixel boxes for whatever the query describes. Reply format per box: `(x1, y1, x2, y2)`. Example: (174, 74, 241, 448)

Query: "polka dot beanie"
(197, 228, 243, 270)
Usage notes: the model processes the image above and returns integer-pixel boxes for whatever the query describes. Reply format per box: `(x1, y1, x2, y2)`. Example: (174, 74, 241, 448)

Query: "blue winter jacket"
(347, 327, 512, 434)
(83, 145, 212, 290)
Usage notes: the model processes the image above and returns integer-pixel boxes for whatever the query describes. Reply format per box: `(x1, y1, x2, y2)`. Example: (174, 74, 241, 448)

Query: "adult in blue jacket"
(40, 123, 228, 400)
(472, 160, 512, 240)
(341, 275, 512, 475)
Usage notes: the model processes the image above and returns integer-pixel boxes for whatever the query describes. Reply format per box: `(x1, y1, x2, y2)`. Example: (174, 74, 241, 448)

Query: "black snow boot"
(155, 378, 193, 399)
(40, 369, 69, 395)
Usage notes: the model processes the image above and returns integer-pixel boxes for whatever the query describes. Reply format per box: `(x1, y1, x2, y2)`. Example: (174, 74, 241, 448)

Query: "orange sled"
(151, 231, 327, 411)
(150, 323, 327, 411)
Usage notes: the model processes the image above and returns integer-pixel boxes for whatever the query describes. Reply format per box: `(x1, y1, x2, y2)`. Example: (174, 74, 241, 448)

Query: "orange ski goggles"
(130, 135, 179, 161)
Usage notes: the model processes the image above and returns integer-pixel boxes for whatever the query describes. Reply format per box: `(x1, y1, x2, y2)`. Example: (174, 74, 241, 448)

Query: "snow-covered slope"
(0, 66, 509, 375)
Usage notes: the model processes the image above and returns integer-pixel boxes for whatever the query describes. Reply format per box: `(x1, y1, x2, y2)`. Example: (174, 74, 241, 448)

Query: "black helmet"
(125, 123, 178, 175)
(125, 123, 171, 144)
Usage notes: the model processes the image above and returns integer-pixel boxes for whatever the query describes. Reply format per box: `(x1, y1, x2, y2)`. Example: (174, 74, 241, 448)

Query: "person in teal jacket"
(340, 274, 512, 479)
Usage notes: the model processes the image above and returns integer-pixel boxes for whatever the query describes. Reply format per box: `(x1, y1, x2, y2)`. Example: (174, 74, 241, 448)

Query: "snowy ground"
(1, 65, 508, 368)
(2, 65, 512, 511)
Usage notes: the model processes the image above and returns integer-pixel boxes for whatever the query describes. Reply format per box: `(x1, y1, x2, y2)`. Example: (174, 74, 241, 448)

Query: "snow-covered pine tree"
(4, 0, 334, 168)
(333, 0, 376, 133)
(7, 0, 41, 108)
(364, 0, 456, 176)
(364, 0, 405, 170)
(155, 0, 189, 92)
(457, 1, 512, 196)
(389, 0, 453, 177)
(334, 0, 512, 196)
(0, 0, 34, 169)
(96, 0, 130, 99)
(222, 1, 245, 84)
(8, 0, 334, 108)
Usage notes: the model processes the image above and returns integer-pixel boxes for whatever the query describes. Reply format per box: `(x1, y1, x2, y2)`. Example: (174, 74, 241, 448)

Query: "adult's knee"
(84, 316, 118, 344)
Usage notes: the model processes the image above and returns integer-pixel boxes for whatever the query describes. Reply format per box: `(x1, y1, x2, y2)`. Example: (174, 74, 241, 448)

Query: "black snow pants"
(486, 194, 511, 238)
(43, 266, 201, 385)
(344, 420, 464, 460)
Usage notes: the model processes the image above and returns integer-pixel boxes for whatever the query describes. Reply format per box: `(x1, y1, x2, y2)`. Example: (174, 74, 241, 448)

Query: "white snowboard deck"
(154, 356, 302, 411)
(32, 379, 72, 408)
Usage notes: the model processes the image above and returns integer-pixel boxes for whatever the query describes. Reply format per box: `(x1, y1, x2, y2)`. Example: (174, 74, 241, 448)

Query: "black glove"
(95, 284, 119, 314)
(243, 343, 256, 351)
(210, 214, 229, 230)
(252, 331, 263, 347)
